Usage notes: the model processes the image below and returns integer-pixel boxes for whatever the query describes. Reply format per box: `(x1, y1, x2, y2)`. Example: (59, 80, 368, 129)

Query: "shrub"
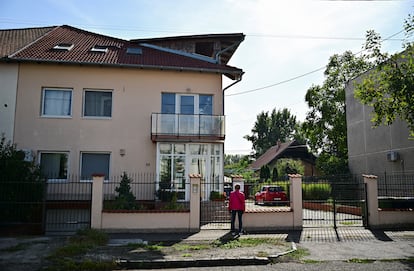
(113, 172, 137, 210)
(210, 191, 226, 200)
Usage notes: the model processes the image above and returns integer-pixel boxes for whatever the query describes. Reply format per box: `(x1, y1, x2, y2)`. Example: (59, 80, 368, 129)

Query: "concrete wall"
(346, 78, 414, 175)
(13, 63, 222, 174)
(0, 63, 18, 141)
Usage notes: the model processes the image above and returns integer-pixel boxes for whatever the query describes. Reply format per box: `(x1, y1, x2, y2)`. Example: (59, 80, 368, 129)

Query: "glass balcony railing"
(151, 113, 225, 141)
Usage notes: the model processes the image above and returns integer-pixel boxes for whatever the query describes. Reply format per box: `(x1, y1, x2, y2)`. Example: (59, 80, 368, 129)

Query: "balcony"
(151, 113, 225, 142)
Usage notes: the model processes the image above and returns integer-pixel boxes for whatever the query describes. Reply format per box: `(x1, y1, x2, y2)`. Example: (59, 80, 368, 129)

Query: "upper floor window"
(41, 88, 72, 117)
(83, 90, 112, 118)
(161, 93, 213, 115)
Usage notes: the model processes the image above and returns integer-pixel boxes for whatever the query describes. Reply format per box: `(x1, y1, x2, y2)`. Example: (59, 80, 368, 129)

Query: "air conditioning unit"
(387, 151, 399, 162)
(21, 149, 34, 162)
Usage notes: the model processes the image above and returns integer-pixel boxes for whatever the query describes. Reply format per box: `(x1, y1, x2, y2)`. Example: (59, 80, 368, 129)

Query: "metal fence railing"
(377, 173, 414, 210)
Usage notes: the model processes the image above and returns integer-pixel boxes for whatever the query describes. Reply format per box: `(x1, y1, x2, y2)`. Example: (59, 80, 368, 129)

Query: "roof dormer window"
(90, 45, 109, 53)
(53, 43, 74, 51)
(126, 47, 142, 55)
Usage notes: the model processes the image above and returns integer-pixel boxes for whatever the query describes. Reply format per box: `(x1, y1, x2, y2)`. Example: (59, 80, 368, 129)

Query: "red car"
(255, 185, 288, 205)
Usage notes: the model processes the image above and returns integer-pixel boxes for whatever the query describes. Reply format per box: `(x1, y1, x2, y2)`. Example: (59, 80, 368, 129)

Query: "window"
(84, 90, 112, 117)
(81, 153, 110, 180)
(126, 47, 142, 55)
(199, 95, 212, 115)
(40, 152, 68, 180)
(195, 42, 214, 57)
(90, 45, 109, 53)
(41, 88, 72, 117)
(161, 93, 213, 115)
(53, 43, 74, 51)
(161, 93, 175, 114)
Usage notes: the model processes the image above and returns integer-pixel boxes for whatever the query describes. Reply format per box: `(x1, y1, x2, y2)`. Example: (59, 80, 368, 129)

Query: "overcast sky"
(1, 0, 412, 154)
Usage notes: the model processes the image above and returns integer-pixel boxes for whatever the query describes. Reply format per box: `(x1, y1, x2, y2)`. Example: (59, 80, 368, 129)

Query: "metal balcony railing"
(151, 113, 225, 141)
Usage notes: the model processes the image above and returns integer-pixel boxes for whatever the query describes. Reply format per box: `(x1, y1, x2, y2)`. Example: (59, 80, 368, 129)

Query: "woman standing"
(228, 184, 245, 235)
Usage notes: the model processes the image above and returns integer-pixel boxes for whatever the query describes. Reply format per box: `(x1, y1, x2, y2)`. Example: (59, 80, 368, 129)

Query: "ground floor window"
(157, 143, 223, 201)
(81, 153, 110, 180)
(39, 152, 69, 181)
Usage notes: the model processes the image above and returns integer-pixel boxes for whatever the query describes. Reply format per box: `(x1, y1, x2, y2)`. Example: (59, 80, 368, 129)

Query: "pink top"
(228, 190, 245, 211)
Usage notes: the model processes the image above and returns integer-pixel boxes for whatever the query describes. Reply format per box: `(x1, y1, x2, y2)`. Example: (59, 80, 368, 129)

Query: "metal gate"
(200, 182, 230, 229)
(45, 181, 92, 235)
(302, 175, 367, 228)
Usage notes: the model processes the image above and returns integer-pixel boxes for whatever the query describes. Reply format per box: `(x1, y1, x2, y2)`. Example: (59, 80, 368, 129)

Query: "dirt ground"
(0, 235, 290, 271)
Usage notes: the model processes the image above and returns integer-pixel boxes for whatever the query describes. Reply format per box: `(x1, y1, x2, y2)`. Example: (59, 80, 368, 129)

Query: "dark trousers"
(230, 210, 243, 233)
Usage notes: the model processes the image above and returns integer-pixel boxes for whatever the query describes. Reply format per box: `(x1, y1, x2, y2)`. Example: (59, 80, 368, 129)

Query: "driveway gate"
(302, 175, 367, 228)
(45, 181, 92, 235)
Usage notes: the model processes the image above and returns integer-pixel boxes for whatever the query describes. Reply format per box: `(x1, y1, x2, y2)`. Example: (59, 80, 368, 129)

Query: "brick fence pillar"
(363, 174, 379, 228)
(91, 175, 104, 229)
(189, 174, 201, 232)
(289, 174, 303, 230)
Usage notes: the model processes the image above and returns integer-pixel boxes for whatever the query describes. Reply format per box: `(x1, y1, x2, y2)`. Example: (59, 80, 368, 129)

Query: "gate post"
(189, 174, 201, 232)
(289, 174, 303, 229)
(91, 175, 104, 229)
(363, 174, 379, 228)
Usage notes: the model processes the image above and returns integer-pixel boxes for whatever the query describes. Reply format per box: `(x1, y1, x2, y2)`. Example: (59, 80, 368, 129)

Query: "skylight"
(126, 47, 142, 55)
(91, 45, 109, 53)
(53, 43, 74, 51)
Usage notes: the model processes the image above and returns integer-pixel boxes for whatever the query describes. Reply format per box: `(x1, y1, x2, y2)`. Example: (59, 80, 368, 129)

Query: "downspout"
(222, 72, 244, 113)
(222, 71, 244, 159)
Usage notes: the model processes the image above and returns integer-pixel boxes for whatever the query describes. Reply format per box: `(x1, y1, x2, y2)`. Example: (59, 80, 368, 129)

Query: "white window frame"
(41, 88, 73, 118)
(39, 151, 69, 182)
(83, 89, 113, 119)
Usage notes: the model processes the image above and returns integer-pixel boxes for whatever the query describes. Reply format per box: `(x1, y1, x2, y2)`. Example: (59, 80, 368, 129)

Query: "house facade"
(345, 65, 414, 175)
(0, 25, 244, 201)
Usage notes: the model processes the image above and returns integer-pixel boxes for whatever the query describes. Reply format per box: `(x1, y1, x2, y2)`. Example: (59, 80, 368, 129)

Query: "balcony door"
(178, 95, 197, 135)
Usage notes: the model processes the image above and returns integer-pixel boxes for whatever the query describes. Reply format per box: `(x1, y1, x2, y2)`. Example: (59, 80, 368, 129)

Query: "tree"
(113, 172, 137, 210)
(0, 135, 42, 182)
(245, 108, 299, 157)
(354, 13, 414, 138)
(259, 165, 270, 181)
(302, 51, 372, 174)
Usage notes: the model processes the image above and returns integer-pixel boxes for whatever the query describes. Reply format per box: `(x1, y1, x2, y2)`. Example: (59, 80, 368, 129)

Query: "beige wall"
(0, 63, 18, 141)
(14, 63, 223, 175)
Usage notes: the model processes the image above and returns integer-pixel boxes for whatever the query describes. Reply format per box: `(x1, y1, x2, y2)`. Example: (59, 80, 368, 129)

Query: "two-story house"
(0, 25, 244, 201)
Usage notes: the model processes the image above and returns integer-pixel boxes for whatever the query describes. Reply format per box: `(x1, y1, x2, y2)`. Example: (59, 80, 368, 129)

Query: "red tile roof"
(0, 26, 55, 57)
(2, 25, 243, 79)
(249, 140, 315, 171)
(250, 141, 295, 170)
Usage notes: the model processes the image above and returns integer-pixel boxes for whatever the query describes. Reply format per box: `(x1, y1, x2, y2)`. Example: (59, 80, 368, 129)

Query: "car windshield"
(268, 186, 282, 192)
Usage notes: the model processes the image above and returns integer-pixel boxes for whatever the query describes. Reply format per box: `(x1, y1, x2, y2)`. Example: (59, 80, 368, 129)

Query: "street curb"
(116, 257, 270, 269)
(115, 242, 298, 269)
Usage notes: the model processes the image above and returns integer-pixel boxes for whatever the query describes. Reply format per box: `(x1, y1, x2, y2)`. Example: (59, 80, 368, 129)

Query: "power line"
(225, 29, 407, 97)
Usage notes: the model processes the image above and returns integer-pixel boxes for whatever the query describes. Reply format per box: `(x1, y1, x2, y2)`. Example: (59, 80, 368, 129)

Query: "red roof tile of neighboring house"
(0, 26, 55, 57)
(250, 141, 294, 170)
(249, 140, 316, 171)
(2, 25, 243, 79)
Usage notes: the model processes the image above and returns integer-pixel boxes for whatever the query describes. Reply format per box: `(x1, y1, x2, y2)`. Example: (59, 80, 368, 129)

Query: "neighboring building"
(249, 140, 317, 177)
(0, 25, 244, 200)
(345, 61, 414, 175)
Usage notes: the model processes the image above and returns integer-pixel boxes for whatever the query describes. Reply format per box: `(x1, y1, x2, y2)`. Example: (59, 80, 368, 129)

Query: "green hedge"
(302, 183, 332, 200)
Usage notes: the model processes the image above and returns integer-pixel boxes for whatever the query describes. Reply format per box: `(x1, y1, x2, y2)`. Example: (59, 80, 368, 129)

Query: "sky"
(1, 0, 412, 155)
